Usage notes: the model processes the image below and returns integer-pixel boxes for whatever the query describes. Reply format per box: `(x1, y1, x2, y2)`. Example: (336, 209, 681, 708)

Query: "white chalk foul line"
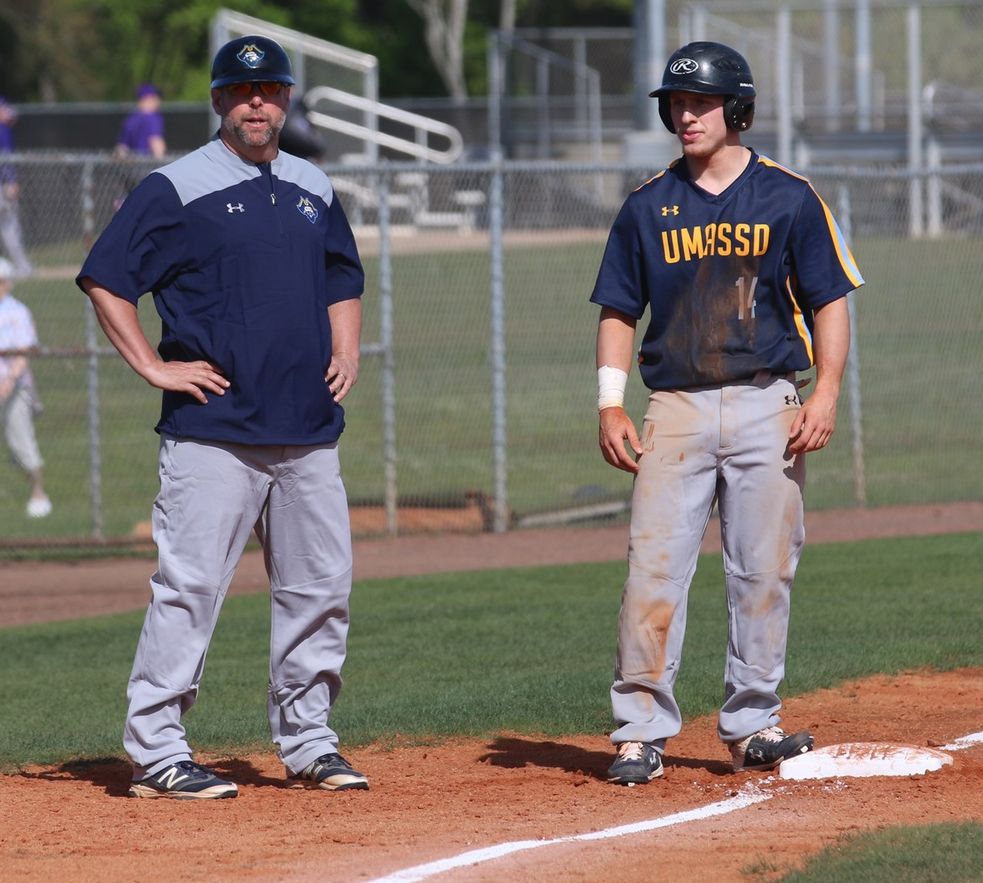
(366, 786, 772, 883)
(939, 730, 983, 752)
(366, 727, 983, 883)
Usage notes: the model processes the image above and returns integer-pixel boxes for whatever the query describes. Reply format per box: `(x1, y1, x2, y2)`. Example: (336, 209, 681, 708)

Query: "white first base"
(779, 742, 954, 780)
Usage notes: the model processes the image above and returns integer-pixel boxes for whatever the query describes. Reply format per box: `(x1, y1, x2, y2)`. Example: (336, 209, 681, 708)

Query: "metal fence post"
(775, 5, 793, 168)
(489, 156, 509, 532)
(80, 160, 105, 540)
(907, 2, 924, 238)
(839, 184, 867, 508)
(378, 170, 397, 535)
(487, 32, 503, 155)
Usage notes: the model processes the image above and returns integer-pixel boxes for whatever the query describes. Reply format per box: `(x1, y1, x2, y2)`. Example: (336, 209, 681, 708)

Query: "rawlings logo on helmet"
(669, 58, 699, 75)
(236, 43, 266, 68)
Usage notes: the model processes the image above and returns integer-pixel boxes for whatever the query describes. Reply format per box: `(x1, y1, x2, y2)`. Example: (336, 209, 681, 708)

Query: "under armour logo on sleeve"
(227, 203, 245, 213)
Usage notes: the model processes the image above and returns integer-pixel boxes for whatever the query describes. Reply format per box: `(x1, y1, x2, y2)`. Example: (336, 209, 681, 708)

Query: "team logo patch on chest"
(296, 196, 319, 224)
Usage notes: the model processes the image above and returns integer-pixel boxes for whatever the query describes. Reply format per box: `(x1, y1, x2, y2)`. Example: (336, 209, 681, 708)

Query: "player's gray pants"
(125, 437, 354, 779)
(610, 374, 805, 749)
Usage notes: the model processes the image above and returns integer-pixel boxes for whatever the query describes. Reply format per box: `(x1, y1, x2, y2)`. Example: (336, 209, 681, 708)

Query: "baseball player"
(591, 42, 864, 785)
(77, 36, 368, 799)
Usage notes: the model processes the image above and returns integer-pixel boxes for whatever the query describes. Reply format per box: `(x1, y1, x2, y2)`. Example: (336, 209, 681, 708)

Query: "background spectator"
(116, 83, 167, 158)
(0, 99, 34, 279)
(0, 256, 51, 518)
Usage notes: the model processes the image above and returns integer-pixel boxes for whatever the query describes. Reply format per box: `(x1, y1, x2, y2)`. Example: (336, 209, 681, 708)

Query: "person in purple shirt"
(0, 98, 33, 278)
(116, 83, 166, 158)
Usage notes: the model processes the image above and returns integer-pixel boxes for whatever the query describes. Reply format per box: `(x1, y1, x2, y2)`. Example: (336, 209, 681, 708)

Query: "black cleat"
(729, 726, 814, 772)
(607, 741, 664, 785)
(129, 760, 238, 799)
(289, 753, 369, 791)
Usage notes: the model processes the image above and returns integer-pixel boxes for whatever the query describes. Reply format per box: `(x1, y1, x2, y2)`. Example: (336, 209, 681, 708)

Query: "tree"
(406, 0, 470, 101)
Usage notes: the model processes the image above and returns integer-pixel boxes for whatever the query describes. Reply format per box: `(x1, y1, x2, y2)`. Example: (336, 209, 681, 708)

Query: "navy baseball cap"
(210, 36, 296, 89)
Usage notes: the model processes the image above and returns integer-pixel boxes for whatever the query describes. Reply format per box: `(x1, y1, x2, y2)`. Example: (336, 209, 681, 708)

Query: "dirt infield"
(1, 669, 981, 882)
(1, 503, 981, 881)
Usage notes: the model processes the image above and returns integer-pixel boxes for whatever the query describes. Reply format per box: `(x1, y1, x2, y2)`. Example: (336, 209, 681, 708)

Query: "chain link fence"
(488, 1, 983, 161)
(1, 154, 982, 548)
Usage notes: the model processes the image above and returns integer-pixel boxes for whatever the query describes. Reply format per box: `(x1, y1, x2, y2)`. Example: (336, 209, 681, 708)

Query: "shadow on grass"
(479, 737, 732, 780)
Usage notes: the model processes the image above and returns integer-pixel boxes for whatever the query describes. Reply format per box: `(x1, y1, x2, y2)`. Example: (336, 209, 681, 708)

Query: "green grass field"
(765, 822, 983, 882)
(1, 532, 979, 767)
(2, 235, 981, 542)
(1, 532, 980, 880)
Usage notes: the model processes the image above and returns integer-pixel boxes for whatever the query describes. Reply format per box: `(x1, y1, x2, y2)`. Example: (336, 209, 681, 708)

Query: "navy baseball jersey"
(78, 137, 364, 445)
(590, 150, 864, 390)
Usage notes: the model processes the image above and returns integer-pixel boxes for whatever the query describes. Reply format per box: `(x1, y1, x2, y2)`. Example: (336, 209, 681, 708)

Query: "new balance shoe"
(289, 753, 369, 791)
(607, 741, 664, 785)
(129, 760, 238, 799)
(729, 726, 814, 772)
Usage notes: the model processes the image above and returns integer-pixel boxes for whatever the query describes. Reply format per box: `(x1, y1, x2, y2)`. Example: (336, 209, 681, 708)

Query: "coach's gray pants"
(610, 375, 806, 749)
(125, 437, 354, 779)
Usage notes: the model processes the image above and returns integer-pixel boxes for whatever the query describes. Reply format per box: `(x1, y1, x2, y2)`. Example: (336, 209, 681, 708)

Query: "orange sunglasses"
(224, 81, 287, 98)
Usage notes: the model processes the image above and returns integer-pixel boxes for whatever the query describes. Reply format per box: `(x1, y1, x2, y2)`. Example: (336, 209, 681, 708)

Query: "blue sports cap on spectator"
(136, 83, 162, 99)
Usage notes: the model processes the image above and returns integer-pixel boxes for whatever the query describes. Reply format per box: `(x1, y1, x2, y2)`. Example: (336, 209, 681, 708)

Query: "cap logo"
(669, 58, 699, 75)
(236, 43, 265, 68)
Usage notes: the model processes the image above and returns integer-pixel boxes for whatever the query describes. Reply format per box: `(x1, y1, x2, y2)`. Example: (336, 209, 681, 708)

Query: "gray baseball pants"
(610, 373, 805, 749)
(125, 437, 354, 779)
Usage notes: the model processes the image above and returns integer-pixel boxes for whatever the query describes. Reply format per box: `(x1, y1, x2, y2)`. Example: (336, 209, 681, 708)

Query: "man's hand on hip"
(144, 360, 229, 404)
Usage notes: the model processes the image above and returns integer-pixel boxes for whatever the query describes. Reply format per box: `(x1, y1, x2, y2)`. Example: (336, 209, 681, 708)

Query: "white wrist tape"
(597, 365, 628, 411)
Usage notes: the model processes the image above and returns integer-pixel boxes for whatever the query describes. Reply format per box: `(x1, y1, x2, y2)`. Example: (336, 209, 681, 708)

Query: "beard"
(223, 113, 285, 149)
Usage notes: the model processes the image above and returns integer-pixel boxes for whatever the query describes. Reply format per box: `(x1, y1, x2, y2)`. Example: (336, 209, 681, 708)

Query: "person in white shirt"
(0, 256, 50, 517)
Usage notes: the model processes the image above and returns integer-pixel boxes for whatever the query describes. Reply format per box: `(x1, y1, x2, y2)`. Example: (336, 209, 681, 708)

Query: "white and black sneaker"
(607, 741, 664, 785)
(729, 726, 814, 772)
(129, 760, 238, 799)
(289, 753, 369, 791)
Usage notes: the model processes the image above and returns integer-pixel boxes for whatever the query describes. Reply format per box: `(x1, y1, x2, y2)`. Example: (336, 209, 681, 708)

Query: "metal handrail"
(213, 8, 377, 72)
(305, 86, 464, 164)
(488, 30, 603, 162)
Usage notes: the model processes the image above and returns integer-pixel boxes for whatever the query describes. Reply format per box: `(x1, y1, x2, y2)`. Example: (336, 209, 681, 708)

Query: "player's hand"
(142, 360, 229, 404)
(787, 389, 837, 454)
(325, 352, 358, 403)
(599, 406, 642, 473)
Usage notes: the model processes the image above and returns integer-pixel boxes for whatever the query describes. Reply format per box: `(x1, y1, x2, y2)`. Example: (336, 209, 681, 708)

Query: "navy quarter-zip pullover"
(78, 137, 364, 445)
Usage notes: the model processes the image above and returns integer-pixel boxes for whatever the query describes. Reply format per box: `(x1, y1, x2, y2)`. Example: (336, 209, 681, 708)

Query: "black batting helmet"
(649, 41, 755, 133)
(210, 35, 296, 89)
